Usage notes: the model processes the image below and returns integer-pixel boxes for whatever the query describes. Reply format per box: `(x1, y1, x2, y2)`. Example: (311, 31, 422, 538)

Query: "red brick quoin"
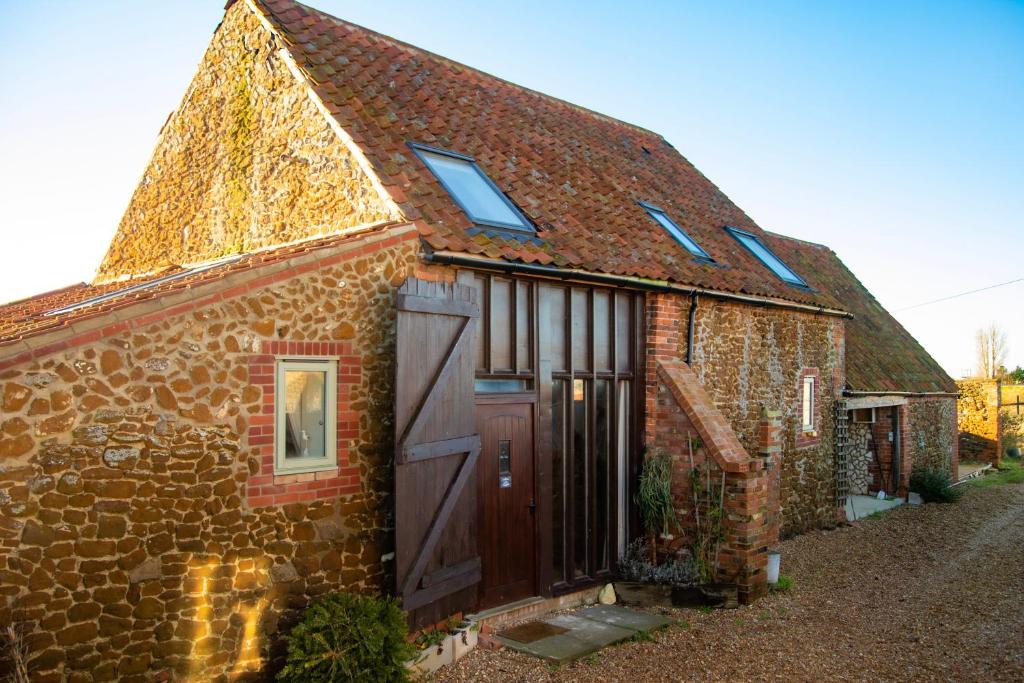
(245, 340, 361, 507)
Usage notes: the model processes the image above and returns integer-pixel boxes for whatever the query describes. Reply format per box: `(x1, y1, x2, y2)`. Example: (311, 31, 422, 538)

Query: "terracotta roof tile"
(250, 0, 847, 311)
(765, 233, 956, 394)
(0, 229, 398, 347)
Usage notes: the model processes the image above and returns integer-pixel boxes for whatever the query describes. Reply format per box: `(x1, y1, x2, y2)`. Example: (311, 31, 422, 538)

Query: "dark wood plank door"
(394, 278, 481, 628)
(476, 401, 537, 609)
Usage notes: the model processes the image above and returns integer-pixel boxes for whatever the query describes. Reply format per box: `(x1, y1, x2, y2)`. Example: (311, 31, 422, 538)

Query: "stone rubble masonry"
(245, 341, 362, 508)
(647, 292, 845, 537)
(956, 378, 1002, 465)
(95, 0, 399, 283)
(907, 396, 959, 476)
(652, 358, 781, 604)
(0, 233, 419, 681)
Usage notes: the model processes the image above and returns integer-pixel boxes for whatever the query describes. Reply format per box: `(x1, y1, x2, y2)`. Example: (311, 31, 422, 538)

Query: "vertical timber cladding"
(460, 270, 643, 596)
(394, 278, 481, 627)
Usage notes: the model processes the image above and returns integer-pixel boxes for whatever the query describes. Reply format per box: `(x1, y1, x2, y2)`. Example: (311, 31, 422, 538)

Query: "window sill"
(273, 461, 338, 478)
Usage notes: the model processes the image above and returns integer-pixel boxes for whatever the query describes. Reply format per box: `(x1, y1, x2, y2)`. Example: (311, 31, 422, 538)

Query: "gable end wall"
(96, 0, 398, 283)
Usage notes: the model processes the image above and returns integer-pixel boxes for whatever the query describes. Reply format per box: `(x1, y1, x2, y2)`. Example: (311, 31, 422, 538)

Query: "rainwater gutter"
(425, 251, 854, 320)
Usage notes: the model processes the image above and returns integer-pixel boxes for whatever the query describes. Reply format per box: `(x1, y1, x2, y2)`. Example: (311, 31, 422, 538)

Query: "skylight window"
(725, 227, 807, 287)
(411, 144, 533, 232)
(641, 203, 711, 259)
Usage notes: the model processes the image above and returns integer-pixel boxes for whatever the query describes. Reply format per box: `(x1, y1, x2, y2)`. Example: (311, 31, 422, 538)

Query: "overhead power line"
(895, 277, 1024, 312)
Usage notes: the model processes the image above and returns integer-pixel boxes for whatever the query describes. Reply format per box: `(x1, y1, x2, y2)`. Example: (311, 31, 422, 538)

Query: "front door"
(476, 401, 537, 609)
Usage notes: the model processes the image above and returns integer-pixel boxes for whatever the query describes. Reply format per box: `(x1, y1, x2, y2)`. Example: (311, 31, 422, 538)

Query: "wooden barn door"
(394, 278, 481, 626)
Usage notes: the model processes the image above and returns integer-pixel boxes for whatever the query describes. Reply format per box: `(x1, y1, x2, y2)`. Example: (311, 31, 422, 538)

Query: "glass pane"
(573, 379, 589, 578)
(737, 232, 803, 284)
(283, 370, 327, 459)
(419, 150, 528, 228)
(615, 293, 632, 374)
(540, 285, 566, 372)
(616, 380, 630, 558)
(516, 280, 531, 372)
(552, 380, 567, 582)
(571, 289, 590, 372)
(803, 378, 815, 429)
(498, 439, 512, 488)
(489, 278, 513, 371)
(595, 380, 611, 572)
(649, 210, 709, 258)
(593, 291, 611, 373)
(474, 379, 529, 393)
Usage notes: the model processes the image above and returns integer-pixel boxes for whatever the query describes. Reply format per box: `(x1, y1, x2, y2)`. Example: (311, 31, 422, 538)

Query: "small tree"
(1006, 365, 1024, 384)
(975, 324, 1009, 379)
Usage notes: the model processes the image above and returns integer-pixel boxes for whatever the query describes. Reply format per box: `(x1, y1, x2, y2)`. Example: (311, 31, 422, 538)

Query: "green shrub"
(636, 448, 678, 537)
(910, 467, 962, 503)
(277, 592, 415, 683)
(770, 574, 794, 593)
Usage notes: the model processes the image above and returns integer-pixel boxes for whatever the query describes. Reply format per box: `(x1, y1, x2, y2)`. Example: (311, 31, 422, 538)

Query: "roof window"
(641, 203, 711, 260)
(411, 144, 533, 232)
(725, 227, 807, 286)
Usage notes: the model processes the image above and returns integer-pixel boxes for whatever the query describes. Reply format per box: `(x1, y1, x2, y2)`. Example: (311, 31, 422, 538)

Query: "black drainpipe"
(685, 291, 699, 365)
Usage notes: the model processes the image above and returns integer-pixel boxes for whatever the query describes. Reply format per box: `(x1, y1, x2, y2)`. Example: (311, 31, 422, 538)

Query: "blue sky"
(1, 0, 1022, 376)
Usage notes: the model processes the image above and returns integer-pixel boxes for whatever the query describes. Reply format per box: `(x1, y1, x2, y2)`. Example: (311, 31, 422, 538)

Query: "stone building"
(0, 0, 956, 679)
(957, 378, 1003, 464)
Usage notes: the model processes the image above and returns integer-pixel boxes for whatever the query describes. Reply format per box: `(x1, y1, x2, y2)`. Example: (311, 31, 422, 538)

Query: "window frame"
(274, 358, 338, 475)
(724, 226, 808, 288)
(409, 142, 535, 234)
(801, 375, 816, 433)
(639, 202, 712, 261)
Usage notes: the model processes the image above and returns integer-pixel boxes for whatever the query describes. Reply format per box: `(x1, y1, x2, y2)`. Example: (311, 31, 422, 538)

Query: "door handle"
(527, 499, 536, 515)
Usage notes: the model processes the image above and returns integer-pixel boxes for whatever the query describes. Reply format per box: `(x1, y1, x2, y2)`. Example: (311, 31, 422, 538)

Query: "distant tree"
(1007, 366, 1024, 384)
(975, 324, 1009, 379)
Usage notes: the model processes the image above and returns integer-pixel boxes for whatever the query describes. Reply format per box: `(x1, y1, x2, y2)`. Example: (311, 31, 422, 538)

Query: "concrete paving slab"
(576, 604, 672, 632)
(498, 613, 637, 663)
(845, 494, 902, 521)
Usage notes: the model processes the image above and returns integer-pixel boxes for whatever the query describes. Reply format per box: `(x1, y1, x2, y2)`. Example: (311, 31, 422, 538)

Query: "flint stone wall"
(0, 238, 417, 682)
(688, 299, 845, 536)
(96, 1, 398, 283)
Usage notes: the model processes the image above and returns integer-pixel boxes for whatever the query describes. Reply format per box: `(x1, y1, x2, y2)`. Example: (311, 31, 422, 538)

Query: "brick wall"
(245, 341, 362, 507)
(652, 358, 781, 603)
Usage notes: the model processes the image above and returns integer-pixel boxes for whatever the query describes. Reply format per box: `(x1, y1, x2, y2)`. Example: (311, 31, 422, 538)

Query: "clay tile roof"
(249, 0, 847, 310)
(0, 231, 389, 347)
(765, 232, 956, 394)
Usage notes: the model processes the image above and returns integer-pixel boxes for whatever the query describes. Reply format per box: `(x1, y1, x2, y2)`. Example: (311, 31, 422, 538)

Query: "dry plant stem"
(713, 470, 725, 578)
(5, 623, 30, 683)
(688, 433, 701, 542)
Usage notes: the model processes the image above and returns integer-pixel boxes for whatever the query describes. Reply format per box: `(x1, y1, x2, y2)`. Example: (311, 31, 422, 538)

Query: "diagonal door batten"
(394, 277, 482, 626)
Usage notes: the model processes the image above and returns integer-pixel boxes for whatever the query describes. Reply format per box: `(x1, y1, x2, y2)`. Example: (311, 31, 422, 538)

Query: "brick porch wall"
(651, 357, 781, 603)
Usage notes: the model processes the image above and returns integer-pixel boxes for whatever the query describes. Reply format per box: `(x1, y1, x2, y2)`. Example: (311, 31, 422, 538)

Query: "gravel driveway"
(440, 480, 1024, 682)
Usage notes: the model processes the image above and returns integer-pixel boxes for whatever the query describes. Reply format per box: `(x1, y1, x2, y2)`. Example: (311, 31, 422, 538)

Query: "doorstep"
(494, 604, 672, 664)
(467, 585, 602, 632)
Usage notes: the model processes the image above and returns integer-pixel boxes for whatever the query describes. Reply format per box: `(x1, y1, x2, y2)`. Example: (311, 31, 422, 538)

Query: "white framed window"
(275, 359, 337, 474)
(801, 375, 816, 433)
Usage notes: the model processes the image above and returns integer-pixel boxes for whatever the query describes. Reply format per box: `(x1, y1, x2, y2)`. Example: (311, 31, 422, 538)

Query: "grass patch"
(969, 458, 1024, 488)
(770, 574, 794, 593)
(696, 606, 714, 614)
(628, 630, 655, 643)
